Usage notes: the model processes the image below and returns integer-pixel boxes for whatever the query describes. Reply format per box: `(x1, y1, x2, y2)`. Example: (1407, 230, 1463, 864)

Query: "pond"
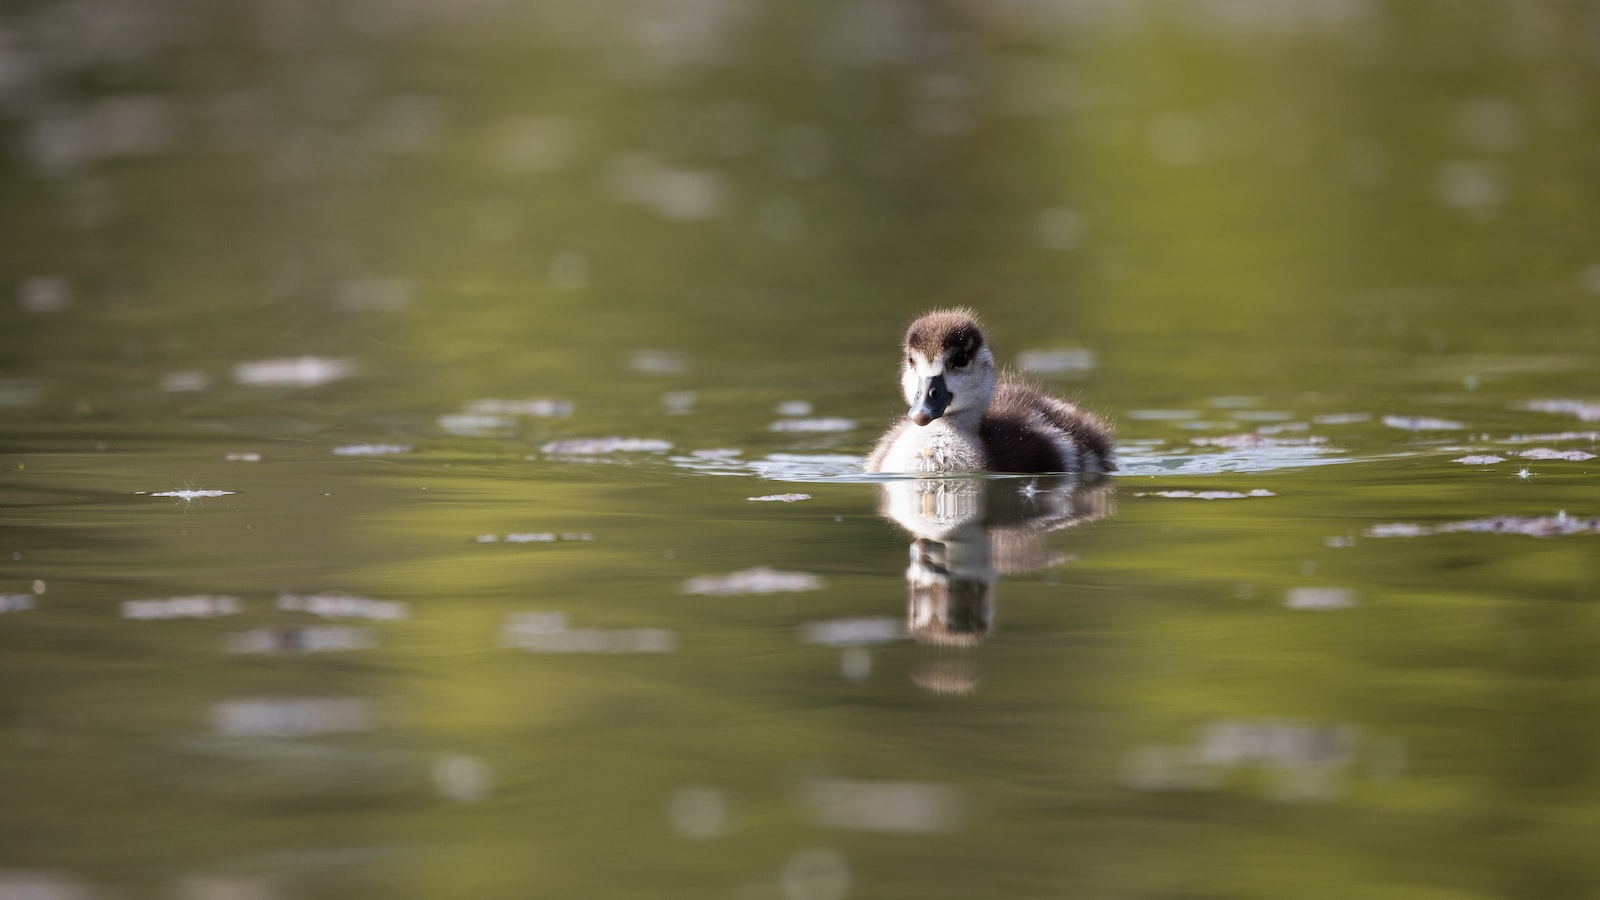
(3, 1, 1600, 898)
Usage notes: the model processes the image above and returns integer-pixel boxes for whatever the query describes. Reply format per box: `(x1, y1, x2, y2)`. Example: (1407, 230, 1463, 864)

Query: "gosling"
(865, 309, 1115, 474)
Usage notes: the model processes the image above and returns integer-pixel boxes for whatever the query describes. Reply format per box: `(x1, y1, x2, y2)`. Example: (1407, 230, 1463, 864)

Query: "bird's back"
(979, 381, 1115, 474)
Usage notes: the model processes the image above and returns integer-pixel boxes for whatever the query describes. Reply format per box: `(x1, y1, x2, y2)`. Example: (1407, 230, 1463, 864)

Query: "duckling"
(865, 309, 1115, 474)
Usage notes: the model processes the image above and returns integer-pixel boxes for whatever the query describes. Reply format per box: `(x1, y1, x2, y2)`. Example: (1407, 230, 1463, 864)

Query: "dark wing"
(981, 381, 1116, 474)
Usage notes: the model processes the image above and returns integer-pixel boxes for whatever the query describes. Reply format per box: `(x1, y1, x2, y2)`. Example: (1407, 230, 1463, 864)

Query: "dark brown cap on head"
(904, 309, 985, 361)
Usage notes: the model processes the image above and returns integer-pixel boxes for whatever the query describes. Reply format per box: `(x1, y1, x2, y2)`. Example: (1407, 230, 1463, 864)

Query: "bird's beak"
(909, 374, 952, 426)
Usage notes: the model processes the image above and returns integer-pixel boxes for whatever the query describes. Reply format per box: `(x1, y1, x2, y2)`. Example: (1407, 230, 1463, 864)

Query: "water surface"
(3, 1, 1600, 898)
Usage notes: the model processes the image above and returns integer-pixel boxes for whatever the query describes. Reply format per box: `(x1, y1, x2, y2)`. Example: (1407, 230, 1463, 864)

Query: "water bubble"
(661, 390, 697, 415)
(605, 153, 727, 219)
(211, 697, 378, 737)
(1366, 513, 1600, 538)
(276, 592, 409, 620)
(500, 613, 675, 654)
(332, 444, 412, 456)
(476, 532, 593, 543)
(434, 754, 494, 803)
(625, 0, 737, 72)
(802, 778, 960, 832)
(541, 437, 673, 455)
(799, 618, 902, 646)
(18, 277, 73, 313)
(1127, 409, 1201, 421)
(775, 400, 813, 417)
(1435, 160, 1504, 216)
(488, 116, 578, 174)
(234, 356, 354, 388)
(502, 611, 568, 633)
(684, 568, 822, 596)
(1313, 412, 1370, 426)
(0, 378, 48, 408)
(142, 489, 236, 501)
(668, 784, 728, 839)
(1136, 489, 1275, 500)
(438, 413, 516, 437)
(742, 453, 867, 480)
(769, 418, 855, 433)
(1382, 414, 1464, 431)
(629, 350, 688, 375)
(1522, 399, 1600, 422)
(1518, 448, 1595, 461)
(1583, 264, 1600, 294)
(1285, 587, 1356, 610)
(123, 595, 243, 619)
(466, 398, 573, 417)
(780, 848, 850, 900)
(644, 168, 727, 220)
(224, 626, 376, 654)
(1210, 395, 1264, 409)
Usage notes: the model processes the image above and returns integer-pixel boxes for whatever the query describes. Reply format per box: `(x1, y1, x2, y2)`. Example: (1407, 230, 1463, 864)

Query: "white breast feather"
(878, 420, 985, 473)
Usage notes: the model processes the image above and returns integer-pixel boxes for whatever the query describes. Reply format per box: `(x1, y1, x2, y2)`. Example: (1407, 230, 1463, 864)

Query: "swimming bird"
(865, 309, 1115, 474)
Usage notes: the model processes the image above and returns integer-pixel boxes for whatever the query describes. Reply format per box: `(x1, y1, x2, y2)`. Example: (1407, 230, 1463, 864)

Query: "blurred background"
(2, 0, 1600, 898)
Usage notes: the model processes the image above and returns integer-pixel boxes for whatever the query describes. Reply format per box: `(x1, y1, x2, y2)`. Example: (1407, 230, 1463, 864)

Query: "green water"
(3, 1, 1600, 897)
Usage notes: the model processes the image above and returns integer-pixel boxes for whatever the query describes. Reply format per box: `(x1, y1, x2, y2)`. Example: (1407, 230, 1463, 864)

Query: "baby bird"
(865, 309, 1115, 474)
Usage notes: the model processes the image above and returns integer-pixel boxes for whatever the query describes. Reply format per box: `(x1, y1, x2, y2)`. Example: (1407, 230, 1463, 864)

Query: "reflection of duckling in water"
(879, 477, 1113, 648)
(866, 309, 1115, 475)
